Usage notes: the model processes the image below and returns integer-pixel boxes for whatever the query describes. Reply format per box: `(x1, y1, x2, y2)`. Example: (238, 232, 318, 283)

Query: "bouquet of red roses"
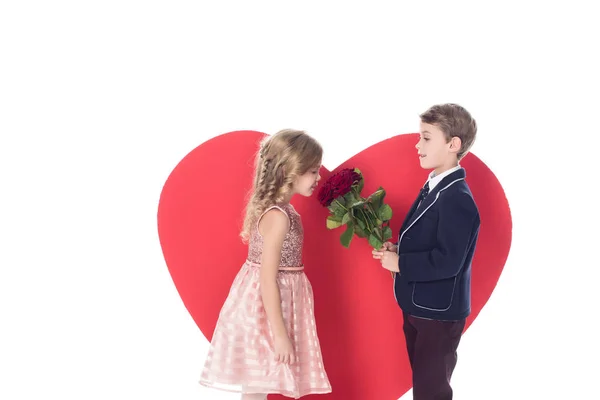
(317, 168, 393, 250)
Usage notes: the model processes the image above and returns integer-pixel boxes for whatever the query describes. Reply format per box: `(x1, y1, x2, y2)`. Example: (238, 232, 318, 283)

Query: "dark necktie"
(417, 182, 430, 207)
(420, 181, 430, 200)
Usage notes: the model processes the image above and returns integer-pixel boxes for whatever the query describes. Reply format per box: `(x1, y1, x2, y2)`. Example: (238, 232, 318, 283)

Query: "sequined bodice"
(247, 204, 303, 267)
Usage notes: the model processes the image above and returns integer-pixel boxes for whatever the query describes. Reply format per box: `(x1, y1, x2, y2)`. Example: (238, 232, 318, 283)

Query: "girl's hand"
(274, 334, 296, 364)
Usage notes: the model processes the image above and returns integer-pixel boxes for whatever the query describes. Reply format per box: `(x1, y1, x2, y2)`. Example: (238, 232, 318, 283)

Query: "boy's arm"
(399, 193, 479, 282)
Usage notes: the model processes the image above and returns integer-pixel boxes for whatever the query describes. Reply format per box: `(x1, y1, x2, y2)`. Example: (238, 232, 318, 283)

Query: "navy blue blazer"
(393, 168, 480, 321)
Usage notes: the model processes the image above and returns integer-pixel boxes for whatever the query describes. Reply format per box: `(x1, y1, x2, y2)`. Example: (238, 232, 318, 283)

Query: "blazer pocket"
(411, 277, 457, 311)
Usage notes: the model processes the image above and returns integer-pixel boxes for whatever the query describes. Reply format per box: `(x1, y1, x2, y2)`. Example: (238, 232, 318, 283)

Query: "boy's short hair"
(420, 103, 477, 160)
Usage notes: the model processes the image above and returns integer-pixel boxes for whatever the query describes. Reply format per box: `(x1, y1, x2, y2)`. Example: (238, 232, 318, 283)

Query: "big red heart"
(157, 130, 512, 399)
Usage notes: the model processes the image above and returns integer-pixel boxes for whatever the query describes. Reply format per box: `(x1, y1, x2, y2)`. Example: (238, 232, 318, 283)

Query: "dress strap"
(256, 205, 290, 231)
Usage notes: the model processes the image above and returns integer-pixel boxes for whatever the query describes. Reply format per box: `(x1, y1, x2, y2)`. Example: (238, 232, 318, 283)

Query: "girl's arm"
(258, 208, 290, 340)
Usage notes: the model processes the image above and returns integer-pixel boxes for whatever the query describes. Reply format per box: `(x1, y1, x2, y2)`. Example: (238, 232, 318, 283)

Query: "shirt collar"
(427, 165, 461, 191)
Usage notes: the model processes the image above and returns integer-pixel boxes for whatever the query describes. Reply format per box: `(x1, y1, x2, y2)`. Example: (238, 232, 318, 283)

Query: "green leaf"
(328, 202, 343, 217)
(373, 227, 383, 240)
(357, 180, 364, 194)
(369, 187, 385, 199)
(382, 225, 393, 241)
(349, 199, 365, 208)
(368, 188, 386, 211)
(368, 233, 383, 250)
(356, 171, 364, 193)
(341, 212, 351, 225)
(326, 215, 344, 229)
(331, 202, 346, 218)
(356, 217, 366, 230)
(378, 204, 393, 221)
(354, 223, 367, 238)
(340, 223, 355, 248)
(327, 212, 343, 223)
(343, 191, 357, 204)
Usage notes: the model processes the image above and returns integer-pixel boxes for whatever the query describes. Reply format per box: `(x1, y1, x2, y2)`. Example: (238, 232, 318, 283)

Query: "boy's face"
(415, 122, 460, 175)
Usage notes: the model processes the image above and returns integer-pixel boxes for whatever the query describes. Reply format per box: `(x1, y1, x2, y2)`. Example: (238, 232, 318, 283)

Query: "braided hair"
(240, 129, 322, 242)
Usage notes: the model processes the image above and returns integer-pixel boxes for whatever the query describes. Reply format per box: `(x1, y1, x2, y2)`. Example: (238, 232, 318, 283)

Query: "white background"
(1, 1, 599, 399)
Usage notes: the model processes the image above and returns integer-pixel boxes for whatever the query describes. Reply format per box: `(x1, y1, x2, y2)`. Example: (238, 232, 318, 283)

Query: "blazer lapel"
(399, 168, 466, 239)
(399, 191, 423, 233)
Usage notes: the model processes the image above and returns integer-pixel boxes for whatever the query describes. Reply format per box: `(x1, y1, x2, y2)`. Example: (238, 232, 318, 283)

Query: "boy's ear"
(449, 136, 462, 153)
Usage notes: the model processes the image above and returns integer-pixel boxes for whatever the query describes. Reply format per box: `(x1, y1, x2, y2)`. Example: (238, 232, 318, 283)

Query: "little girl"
(199, 129, 332, 399)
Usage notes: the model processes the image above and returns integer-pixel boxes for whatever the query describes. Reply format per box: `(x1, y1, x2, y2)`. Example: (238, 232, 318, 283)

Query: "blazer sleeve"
(399, 192, 479, 282)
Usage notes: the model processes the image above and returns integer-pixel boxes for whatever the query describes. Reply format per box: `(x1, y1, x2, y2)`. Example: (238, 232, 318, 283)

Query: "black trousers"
(403, 312, 466, 400)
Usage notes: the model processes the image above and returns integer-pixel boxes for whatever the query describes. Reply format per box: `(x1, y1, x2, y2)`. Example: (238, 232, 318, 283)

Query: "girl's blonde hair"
(240, 129, 322, 242)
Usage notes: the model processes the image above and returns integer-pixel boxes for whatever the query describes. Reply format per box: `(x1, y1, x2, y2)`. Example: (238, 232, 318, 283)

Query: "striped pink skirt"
(199, 261, 331, 398)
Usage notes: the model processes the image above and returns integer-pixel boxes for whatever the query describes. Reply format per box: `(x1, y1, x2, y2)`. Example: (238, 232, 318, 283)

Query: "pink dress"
(199, 204, 332, 398)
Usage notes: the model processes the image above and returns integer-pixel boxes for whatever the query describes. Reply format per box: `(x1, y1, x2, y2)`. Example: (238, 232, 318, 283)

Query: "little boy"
(373, 103, 480, 400)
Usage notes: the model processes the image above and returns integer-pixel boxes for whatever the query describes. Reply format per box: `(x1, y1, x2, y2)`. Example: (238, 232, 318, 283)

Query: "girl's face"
(293, 163, 322, 197)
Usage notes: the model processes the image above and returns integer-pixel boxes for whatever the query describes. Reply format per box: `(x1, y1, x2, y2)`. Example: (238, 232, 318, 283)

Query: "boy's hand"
(371, 242, 397, 259)
(372, 242, 400, 273)
(379, 251, 399, 273)
(382, 241, 397, 253)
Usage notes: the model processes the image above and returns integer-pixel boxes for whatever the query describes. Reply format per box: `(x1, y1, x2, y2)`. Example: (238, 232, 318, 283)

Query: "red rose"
(317, 168, 362, 206)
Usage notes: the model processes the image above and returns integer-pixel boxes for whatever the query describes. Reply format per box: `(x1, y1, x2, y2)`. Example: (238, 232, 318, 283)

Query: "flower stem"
(367, 203, 378, 218)
(365, 208, 377, 230)
(334, 199, 347, 211)
(359, 208, 371, 231)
